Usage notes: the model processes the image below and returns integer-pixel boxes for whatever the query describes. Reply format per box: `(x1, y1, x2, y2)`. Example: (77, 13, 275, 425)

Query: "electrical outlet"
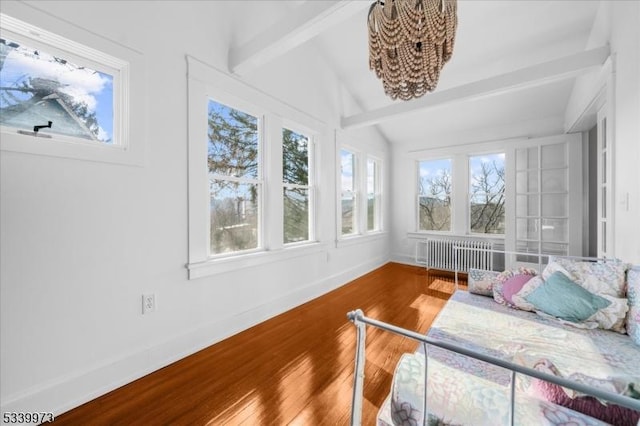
(142, 293, 156, 314)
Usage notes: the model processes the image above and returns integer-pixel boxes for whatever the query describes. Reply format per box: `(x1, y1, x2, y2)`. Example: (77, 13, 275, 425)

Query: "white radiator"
(416, 239, 494, 272)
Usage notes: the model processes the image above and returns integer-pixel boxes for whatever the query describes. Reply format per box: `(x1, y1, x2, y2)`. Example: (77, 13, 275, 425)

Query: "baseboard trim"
(1, 256, 387, 417)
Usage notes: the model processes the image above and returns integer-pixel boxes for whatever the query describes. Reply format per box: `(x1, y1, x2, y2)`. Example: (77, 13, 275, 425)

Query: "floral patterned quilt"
(378, 291, 640, 426)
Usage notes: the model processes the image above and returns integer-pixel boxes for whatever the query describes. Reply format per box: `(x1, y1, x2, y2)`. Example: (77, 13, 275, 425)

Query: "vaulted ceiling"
(223, 1, 602, 147)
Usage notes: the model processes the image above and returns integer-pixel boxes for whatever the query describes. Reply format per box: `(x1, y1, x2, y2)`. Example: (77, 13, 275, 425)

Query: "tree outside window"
(469, 153, 505, 234)
(418, 159, 452, 231)
(283, 128, 311, 244)
(207, 99, 260, 255)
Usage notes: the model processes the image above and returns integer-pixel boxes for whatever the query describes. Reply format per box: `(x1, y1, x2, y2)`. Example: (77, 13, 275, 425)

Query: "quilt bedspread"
(378, 290, 640, 426)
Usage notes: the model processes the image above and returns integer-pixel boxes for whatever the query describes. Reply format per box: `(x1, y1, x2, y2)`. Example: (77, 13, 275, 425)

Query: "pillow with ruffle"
(468, 268, 501, 296)
(511, 276, 544, 312)
(530, 358, 640, 426)
(542, 257, 629, 298)
(492, 267, 538, 308)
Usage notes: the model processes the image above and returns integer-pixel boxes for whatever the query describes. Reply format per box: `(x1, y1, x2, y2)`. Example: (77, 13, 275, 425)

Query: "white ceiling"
(224, 0, 602, 147)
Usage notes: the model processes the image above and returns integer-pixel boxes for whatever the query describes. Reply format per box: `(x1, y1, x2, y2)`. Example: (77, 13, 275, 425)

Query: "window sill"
(187, 242, 328, 279)
(336, 231, 387, 248)
(408, 232, 505, 241)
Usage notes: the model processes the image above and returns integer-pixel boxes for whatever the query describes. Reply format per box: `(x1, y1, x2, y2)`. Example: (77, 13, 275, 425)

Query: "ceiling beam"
(341, 45, 611, 130)
(229, 1, 370, 76)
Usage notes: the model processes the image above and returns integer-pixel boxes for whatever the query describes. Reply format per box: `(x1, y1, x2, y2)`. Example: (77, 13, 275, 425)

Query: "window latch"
(33, 121, 53, 134)
(17, 121, 53, 138)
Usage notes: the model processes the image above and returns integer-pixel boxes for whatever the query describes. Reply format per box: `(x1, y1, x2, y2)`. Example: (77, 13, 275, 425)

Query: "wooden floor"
(56, 263, 465, 425)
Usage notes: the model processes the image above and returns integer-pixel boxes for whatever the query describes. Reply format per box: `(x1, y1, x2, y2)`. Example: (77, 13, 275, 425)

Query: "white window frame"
(0, 10, 145, 166)
(367, 156, 382, 232)
(186, 56, 325, 279)
(282, 121, 316, 246)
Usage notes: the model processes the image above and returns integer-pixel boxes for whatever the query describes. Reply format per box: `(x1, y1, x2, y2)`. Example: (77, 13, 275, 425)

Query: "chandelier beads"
(368, 0, 457, 101)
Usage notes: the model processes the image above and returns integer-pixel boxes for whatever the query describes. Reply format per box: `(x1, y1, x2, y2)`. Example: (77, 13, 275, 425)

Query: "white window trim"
(0, 9, 145, 166)
(186, 55, 326, 279)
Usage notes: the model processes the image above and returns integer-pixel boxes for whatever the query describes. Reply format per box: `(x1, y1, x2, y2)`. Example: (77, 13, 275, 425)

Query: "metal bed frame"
(347, 310, 640, 426)
(347, 250, 640, 425)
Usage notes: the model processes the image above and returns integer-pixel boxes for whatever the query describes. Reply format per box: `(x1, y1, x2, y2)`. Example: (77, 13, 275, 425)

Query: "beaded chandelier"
(368, 0, 458, 101)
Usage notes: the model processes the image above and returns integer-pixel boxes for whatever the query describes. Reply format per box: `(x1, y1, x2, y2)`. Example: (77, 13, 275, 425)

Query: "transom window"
(0, 37, 114, 143)
(0, 13, 142, 165)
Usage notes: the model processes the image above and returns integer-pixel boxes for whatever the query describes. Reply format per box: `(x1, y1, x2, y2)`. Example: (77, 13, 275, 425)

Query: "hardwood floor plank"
(55, 263, 464, 425)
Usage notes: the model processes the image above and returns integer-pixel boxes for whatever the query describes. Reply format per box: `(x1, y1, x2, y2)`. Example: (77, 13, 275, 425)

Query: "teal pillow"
(524, 272, 611, 323)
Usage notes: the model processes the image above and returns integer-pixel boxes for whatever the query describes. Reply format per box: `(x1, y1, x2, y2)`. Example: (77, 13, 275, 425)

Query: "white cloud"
(3, 45, 111, 113)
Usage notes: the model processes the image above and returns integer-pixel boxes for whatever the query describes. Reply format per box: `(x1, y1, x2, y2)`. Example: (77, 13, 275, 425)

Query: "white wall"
(0, 0, 390, 416)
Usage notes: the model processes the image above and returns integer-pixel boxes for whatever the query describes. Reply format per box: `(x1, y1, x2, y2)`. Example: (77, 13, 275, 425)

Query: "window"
(283, 127, 312, 244)
(187, 56, 324, 278)
(469, 153, 505, 234)
(418, 159, 452, 231)
(340, 149, 357, 236)
(0, 13, 143, 165)
(208, 99, 261, 255)
(1, 37, 114, 143)
(367, 157, 381, 232)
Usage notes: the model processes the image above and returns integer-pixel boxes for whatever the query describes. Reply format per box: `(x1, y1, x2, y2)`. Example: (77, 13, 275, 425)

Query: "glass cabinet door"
(515, 142, 569, 261)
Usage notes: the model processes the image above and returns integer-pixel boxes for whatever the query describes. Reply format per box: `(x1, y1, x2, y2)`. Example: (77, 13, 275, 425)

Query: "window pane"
(284, 187, 309, 244)
(517, 194, 538, 217)
(210, 180, 259, 254)
(541, 218, 568, 242)
(541, 194, 567, 217)
(282, 128, 309, 185)
(516, 170, 539, 193)
(469, 154, 505, 234)
(516, 218, 538, 240)
(541, 169, 567, 192)
(0, 37, 113, 142)
(207, 100, 258, 178)
(516, 147, 538, 170)
(341, 150, 356, 235)
(367, 159, 379, 231)
(541, 143, 566, 168)
(516, 240, 541, 263)
(541, 242, 568, 256)
(418, 159, 451, 231)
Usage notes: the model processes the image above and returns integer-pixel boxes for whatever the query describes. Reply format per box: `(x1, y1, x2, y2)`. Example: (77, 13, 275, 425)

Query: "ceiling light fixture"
(368, 0, 458, 101)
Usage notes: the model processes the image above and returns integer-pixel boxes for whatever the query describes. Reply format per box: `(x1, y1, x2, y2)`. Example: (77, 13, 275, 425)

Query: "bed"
(348, 256, 640, 426)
